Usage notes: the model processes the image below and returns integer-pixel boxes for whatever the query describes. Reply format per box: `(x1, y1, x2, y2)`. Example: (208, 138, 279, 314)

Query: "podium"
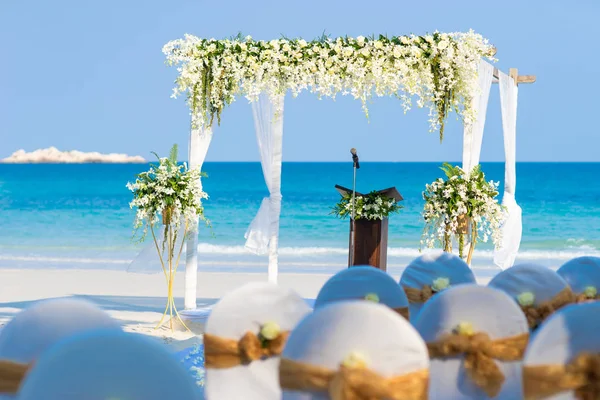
(335, 185, 403, 271)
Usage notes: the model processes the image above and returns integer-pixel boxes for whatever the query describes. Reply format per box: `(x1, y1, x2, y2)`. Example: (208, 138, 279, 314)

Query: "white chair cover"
(400, 252, 476, 322)
(204, 282, 310, 400)
(314, 266, 408, 311)
(415, 285, 529, 399)
(524, 302, 600, 400)
(557, 256, 600, 295)
(488, 263, 570, 306)
(17, 330, 201, 400)
(0, 298, 120, 364)
(281, 301, 429, 400)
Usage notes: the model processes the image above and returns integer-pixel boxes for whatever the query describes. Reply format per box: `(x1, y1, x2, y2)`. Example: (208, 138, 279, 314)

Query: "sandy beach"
(0, 268, 495, 350)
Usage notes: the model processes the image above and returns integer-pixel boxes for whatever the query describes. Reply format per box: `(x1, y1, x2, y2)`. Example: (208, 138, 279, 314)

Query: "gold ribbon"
(403, 285, 434, 304)
(427, 332, 529, 398)
(520, 287, 575, 330)
(204, 331, 289, 369)
(575, 293, 600, 304)
(279, 357, 428, 400)
(393, 307, 410, 320)
(0, 360, 31, 394)
(523, 353, 600, 399)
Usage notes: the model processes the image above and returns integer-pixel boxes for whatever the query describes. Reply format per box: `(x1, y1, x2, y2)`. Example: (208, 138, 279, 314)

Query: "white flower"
(454, 322, 474, 336)
(584, 286, 597, 298)
(260, 321, 281, 340)
(356, 36, 365, 46)
(341, 351, 368, 368)
(432, 277, 450, 292)
(517, 292, 535, 307)
(438, 40, 449, 50)
(364, 293, 379, 303)
(374, 41, 384, 50)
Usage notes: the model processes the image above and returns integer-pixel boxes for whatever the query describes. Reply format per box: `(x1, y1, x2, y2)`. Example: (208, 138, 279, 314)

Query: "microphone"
(350, 148, 360, 169)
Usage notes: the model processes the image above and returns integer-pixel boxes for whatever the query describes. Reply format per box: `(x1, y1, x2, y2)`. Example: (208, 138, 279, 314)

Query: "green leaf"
(169, 144, 179, 165)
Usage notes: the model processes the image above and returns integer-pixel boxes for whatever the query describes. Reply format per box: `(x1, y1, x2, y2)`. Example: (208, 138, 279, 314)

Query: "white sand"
(0, 269, 492, 349)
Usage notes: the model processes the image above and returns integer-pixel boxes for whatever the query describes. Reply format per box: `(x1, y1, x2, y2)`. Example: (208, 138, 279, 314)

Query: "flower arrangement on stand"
(331, 191, 403, 220)
(421, 163, 505, 264)
(127, 144, 209, 331)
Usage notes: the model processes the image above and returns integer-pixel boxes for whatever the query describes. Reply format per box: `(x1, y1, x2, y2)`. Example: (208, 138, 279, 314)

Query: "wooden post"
(509, 68, 519, 86)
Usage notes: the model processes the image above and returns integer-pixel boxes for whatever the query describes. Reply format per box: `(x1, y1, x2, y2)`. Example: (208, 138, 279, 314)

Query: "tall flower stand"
(151, 210, 190, 332)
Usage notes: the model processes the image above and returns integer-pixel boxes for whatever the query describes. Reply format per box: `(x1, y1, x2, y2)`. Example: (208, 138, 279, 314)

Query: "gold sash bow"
(520, 287, 575, 330)
(279, 358, 428, 400)
(524, 353, 600, 399)
(403, 285, 434, 304)
(204, 331, 289, 369)
(0, 360, 31, 394)
(427, 332, 529, 398)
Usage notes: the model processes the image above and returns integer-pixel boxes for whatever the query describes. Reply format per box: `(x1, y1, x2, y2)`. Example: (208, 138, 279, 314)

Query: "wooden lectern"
(335, 185, 403, 271)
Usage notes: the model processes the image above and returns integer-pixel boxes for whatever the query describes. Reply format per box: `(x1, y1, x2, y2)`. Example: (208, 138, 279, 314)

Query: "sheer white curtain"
(184, 125, 213, 309)
(462, 60, 494, 172)
(245, 93, 284, 283)
(461, 60, 493, 264)
(494, 72, 522, 270)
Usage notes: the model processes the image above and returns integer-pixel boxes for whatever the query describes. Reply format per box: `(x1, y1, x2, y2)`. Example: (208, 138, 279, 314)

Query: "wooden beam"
(517, 75, 536, 84)
(492, 67, 536, 86)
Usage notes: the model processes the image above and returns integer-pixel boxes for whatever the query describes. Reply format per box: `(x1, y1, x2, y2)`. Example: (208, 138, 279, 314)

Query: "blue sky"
(1, 0, 598, 162)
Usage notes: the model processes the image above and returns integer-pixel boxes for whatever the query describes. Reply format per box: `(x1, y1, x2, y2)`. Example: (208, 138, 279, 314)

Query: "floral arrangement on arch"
(332, 191, 403, 221)
(421, 163, 505, 264)
(163, 31, 495, 140)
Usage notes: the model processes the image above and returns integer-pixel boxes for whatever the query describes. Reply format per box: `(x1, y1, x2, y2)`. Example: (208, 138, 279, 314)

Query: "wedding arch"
(161, 31, 535, 310)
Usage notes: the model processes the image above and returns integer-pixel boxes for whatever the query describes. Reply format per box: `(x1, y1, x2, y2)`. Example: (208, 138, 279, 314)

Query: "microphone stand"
(349, 153, 359, 266)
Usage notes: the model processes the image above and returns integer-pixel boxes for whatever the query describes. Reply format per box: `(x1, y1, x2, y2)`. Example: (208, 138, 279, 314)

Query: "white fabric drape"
(494, 72, 522, 270)
(462, 60, 494, 172)
(184, 125, 213, 310)
(245, 93, 284, 283)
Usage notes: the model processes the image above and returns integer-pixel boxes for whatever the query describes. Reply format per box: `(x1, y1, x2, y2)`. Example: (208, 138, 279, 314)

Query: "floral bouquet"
(421, 163, 505, 264)
(332, 190, 403, 221)
(127, 144, 208, 331)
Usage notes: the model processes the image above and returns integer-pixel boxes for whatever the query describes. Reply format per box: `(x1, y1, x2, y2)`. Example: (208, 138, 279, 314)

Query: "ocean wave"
(1, 244, 599, 268)
(197, 243, 600, 260)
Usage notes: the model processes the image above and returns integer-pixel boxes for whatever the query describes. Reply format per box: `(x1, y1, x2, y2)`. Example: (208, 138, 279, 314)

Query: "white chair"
(0, 298, 121, 399)
(400, 252, 476, 322)
(557, 256, 600, 301)
(314, 266, 410, 319)
(280, 301, 429, 400)
(523, 302, 600, 399)
(488, 263, 574, 330)
(17, 330, 201, 400)
(203, 282, 310, 400)
(415, 285, 529, 399)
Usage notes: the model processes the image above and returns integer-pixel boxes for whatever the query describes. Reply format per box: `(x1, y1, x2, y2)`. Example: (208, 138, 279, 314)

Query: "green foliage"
(331, 190, 403, 220)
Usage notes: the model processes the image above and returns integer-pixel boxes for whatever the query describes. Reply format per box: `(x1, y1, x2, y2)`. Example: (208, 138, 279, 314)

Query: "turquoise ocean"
(1, 162, 599, 278)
